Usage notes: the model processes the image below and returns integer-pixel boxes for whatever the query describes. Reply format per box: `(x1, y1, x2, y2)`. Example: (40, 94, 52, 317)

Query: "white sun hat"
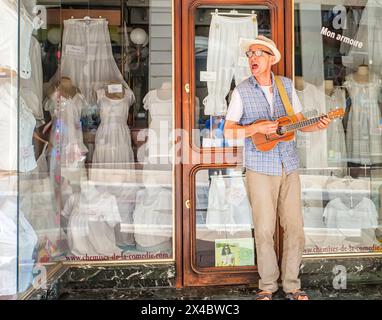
(239, 35, 281, 65)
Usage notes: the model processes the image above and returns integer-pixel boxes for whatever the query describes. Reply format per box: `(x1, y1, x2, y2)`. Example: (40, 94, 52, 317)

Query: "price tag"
(65, 45, 85, 56)
(200, 71, 217, 82)
(370, 127, 382, 136)
(107, 84, 123, 94)
(21, 146, 33, 158)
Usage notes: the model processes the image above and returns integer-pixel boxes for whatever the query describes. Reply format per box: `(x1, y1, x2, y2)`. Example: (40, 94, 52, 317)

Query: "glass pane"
(57, 0, 174, 262)
(0, 0, 60, 299)
(194, 5, 271, 148)
(16, 0, 63, 297)
(0, 0, 22, 299)
(295, 1, 382, 255)
(6, 0, 175, 298)
(195, 168, 255, 268)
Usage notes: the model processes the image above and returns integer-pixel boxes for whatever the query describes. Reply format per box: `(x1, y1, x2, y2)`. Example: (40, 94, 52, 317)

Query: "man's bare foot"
(285, 289, 309, 300)
(255, 290, 273, 300)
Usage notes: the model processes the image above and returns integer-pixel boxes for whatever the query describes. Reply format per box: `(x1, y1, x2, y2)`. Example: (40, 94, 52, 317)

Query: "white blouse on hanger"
(0, 78, 37, 172)
(0, 0, 34, 79)
(21, 36, 44, 125)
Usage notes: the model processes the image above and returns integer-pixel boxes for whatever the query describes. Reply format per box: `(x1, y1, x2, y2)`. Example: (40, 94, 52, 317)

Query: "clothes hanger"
(211, 9, 256, 18)
(343, 167, 353, 183)
(70, 16, 105, 25)
(210, 170, 245, 179)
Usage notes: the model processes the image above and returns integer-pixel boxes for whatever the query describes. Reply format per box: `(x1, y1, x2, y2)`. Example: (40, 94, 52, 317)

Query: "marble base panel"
(28, 264, 175, 300)
(26, 257, 382, 300)
(300, 257, 382, 289)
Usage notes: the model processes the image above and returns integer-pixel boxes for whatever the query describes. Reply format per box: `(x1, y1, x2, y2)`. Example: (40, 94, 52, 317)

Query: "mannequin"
(156, 81, 172, 101)
(43, 77, 80, 134)
(352, 64, 370, 84)
(43, 76, 88, 188)
(92, 81, 134, 170)
(294, 76, 306, 91)
(105, 81, 125, 100)
(59, 76, 79, 98)
(142, 82, 173, 161)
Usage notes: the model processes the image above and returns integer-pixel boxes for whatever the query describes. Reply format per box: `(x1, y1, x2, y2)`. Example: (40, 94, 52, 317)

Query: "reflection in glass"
(295, 1, 382, 255)
(194, 6, 271, 148)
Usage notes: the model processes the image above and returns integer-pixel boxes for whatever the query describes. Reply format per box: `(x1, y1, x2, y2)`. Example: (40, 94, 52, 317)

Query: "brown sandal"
(255, 290, 273, 300)
(285, 290, 309, 300)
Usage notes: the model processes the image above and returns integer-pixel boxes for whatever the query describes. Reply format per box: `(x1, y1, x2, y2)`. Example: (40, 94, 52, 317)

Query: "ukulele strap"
(274, 76, 297, 122)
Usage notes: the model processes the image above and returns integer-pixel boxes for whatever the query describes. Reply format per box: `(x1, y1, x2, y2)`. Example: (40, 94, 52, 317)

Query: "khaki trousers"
(246, 169, 305, 293)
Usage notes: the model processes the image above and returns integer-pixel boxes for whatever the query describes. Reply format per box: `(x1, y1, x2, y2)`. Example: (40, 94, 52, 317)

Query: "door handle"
(185, 199, 191, 209)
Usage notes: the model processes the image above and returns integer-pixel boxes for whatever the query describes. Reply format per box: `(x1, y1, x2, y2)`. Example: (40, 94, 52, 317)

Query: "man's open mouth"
(252, 63, 259, 70)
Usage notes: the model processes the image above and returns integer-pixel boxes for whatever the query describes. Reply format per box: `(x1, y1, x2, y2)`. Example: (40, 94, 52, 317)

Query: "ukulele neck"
(284, 115, 326, 133)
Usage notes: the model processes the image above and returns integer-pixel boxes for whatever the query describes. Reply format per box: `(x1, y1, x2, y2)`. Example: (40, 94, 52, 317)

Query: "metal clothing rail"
(211, 8, 257, 17)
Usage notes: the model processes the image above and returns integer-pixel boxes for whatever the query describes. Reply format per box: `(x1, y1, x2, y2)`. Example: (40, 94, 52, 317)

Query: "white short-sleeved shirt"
(226, 86, 303, 122)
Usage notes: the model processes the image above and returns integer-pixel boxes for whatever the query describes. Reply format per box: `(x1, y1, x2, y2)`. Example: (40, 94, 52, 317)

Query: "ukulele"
(251, 108, 345, 152)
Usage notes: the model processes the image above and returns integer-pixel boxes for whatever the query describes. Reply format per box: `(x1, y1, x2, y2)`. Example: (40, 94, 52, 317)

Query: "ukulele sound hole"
(276, 127, 285, 136)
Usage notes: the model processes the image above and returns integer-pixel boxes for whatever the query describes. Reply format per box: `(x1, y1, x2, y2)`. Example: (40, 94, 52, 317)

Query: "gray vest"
(237, 74, 299, 176)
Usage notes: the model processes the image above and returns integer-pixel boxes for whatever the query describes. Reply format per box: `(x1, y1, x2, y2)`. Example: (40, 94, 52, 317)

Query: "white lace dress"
(92, 89, 134, 169)
(344, 74, 382, 164)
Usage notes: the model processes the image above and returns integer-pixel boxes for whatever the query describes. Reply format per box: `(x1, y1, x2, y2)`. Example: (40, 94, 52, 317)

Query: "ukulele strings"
(282, 115, 326, 132)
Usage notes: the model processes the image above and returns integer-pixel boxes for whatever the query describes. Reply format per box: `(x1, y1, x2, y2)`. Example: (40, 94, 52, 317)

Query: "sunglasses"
(245, 49, 274, 58)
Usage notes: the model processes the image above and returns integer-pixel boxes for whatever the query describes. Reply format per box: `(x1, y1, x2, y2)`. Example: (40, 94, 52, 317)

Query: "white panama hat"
(239, 35, 281, 65)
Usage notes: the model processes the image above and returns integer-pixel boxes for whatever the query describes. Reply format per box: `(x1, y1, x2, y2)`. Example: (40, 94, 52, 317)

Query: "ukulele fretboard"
(283, 115, 326, 132)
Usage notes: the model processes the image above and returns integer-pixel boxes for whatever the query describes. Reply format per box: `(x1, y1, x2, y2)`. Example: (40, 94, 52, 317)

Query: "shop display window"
(295, 0, 382, 255)
(0, 0, 174, 297)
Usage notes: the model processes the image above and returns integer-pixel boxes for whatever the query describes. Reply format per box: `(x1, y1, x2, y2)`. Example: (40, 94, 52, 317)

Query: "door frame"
(174, 0, 294, 287)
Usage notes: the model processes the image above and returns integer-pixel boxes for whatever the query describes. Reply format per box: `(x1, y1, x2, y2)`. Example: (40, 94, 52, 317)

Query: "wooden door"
(179, 0, 292, 286)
